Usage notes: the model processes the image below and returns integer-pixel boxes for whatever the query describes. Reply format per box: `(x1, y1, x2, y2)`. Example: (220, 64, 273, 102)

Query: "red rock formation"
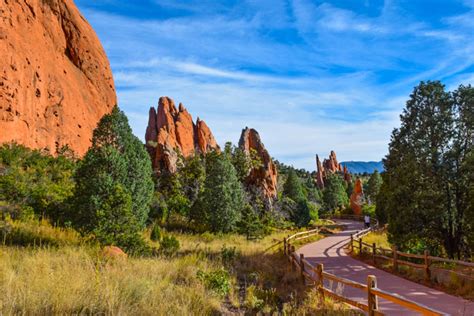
(196, 118, 218, 153)
(239, 127, 278, 200)
(323, 150, 342, 173)
(145, 97, 219, 173)
(316, 155, 325, 189)
(316, 150, 346, 189)
(343, 165, 352, 183)
(0, 0, 116, 156)
(350, 178, 364, 215)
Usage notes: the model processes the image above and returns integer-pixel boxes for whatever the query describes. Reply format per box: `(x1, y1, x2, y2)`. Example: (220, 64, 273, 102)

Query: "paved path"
(297, 220, 474, 315)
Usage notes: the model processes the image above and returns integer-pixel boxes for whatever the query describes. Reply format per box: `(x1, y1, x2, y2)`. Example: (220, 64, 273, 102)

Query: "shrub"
(238, 204, 265, 240)
(220, 245, 240, 264)
(291, 199, 311, 228)
(150, 224, 162, 241)
(197, 269, 231, 297)
(159, 235, 180, 256)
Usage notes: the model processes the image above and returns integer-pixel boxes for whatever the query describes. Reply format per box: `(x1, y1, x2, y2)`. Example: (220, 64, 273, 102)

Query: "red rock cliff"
(0, 0, 116, 155)
(145, 97, 219, 173)
(239, 127, 278, 200)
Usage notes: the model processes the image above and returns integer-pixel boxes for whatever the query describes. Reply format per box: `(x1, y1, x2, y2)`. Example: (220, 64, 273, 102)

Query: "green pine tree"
(73, 106, 154, 250)
(366, 170, 382, 204)
(283, 169, 305, 202)
(322, 174, 349, 212)
(196, 151, 245, 233)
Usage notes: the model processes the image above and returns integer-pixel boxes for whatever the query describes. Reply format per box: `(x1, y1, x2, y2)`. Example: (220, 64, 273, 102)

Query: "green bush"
(0, 143, 76, 222)
(150, 224, 162, 241)
(220, 245, 240, 264)
(197, 269, 231, 297)
(159, 235, 180, 256)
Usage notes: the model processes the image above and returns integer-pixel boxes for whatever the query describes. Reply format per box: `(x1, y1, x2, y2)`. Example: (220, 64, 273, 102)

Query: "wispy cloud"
(75, 0, 474, 169)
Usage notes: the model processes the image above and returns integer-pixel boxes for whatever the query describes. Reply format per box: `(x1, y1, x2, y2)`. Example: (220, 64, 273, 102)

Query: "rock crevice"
(238, 127, 278, 201)
(145, 96, 219, 173)
(0, 0, 116, 155)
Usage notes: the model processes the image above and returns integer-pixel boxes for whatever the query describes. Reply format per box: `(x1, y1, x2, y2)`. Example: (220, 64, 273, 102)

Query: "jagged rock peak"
(145, 96, 219, 173)
(238, 127, 278, 200)
(0, 0, 117, 155)
(315, 150, 349, 189)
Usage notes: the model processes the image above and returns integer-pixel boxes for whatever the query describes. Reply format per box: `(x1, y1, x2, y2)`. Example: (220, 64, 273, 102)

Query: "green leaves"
(322, 174, 349, 212)
(0, 143, 75, 221)
(73, 106, 154, 251)
(198, 151, 245, 233)
(379, 82, 474, 258)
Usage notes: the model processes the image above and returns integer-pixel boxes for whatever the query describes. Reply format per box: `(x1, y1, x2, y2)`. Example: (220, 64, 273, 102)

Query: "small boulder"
(102, 246, 127, 259)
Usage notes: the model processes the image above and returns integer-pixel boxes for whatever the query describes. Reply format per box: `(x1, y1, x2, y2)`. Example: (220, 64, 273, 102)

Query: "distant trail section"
(297, 220, 474, 315)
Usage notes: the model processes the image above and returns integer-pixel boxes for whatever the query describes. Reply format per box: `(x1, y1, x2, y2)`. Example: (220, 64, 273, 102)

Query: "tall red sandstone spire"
(239, 127, 278, 200)
(145, 97, 219, 173)
(0, 0, 116, 155)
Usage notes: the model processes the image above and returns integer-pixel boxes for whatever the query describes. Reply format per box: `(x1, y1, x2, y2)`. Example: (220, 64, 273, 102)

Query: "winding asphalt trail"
(297, 219, 474, 315)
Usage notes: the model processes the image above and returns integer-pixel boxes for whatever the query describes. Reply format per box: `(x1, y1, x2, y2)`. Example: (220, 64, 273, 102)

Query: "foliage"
(159, 235, 180, 256)
(378, 82, 474, 258)
(0, 143, 76, 221)
(278, 197, 297, 220)
(150, 223, 162, 241)
(73, 107, 154, 250)
(361, 204, 376, 217)
(238, 204, 265, 240)
(322, 174, 349, 212)
(366, 170, 382, 204)
(308, 201, 319, 222)
(291, 199, 311, 227)
(197, 269, 231, 297)
(220, 245, 240, 264)
(283, 169, 305, 202)
(193, 151, 245, 233)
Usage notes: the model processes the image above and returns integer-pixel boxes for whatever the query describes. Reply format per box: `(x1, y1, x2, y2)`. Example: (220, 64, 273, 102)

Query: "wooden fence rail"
(350, 235, 474, 282)
(285, 216, 448, 315)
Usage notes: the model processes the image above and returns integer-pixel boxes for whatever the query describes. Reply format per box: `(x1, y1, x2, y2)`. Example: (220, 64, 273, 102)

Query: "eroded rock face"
(0, 0, 116, 156)
(145, 97, 219, 173)
(350, 178, 364, 215)
(239, 127, 278, 200)
(315, 151, 345, 189)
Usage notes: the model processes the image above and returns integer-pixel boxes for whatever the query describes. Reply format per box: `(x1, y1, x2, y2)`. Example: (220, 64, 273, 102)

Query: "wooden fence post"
(300, 253, 305, 283)
(424, 250, 431, 283)
(367, 275, 378, 316)
(290, 245, 296, 271)
(316, 263, 324, 305)
(392, 246, 398, 272)
(350, 234, 354, 252)
(359, 237, 363, 255)
(372, 243, 376, 265)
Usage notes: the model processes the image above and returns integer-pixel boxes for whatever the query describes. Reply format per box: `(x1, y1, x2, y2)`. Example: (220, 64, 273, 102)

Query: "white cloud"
(76, 1, 474, 170)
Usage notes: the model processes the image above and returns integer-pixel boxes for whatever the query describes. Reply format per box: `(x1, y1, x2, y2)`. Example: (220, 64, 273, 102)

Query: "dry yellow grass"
(0, 220, 357, 315)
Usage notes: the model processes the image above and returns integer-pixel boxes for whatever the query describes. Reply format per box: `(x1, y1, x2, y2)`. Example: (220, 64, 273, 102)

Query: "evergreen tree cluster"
(377, 81, 474, 259)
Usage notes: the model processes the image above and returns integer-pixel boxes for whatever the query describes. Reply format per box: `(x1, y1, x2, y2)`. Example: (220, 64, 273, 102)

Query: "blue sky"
(75, 0, 474, 170)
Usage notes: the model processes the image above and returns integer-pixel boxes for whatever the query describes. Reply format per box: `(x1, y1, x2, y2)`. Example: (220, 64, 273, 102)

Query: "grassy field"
(0, 219, 358, 315)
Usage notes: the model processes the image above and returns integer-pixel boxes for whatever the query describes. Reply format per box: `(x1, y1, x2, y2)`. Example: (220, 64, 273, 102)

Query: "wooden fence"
(283, 217, 448, 316)
(351, 235, 474, 283)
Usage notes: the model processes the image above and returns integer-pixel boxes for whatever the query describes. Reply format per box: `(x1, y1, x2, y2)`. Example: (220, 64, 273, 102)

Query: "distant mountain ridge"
(341, 161, 384, 174)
